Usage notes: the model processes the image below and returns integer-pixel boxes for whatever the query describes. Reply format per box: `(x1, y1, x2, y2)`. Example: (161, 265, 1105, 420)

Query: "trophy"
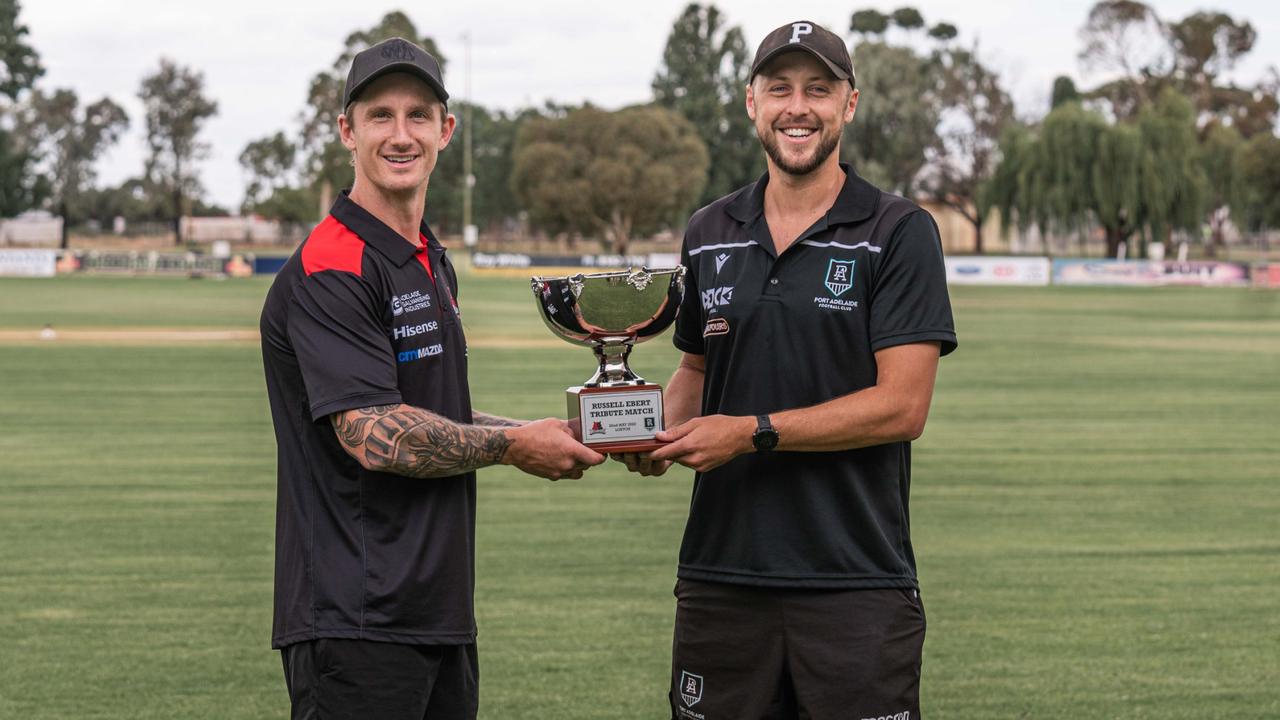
(530, 266, 686, 452)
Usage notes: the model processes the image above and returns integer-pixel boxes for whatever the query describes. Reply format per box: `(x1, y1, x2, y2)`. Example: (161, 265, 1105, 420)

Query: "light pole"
(461, 31, 477, 248)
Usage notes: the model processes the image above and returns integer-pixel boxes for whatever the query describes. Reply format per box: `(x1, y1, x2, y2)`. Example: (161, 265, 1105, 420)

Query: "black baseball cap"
(750, 21, 856, 88)
(343, 37, 449, 110)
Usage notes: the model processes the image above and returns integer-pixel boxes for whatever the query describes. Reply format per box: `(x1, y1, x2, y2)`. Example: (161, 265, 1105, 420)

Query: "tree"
(239, 131, 298, 214)
(919, 45, 1015, 252)
(844, 39, 941, 194)
(0, 0, 43, 217)
(653, 3, 759, 206)
(849, 10, 890, 37)
(0, 0, 41, 100)
(139, 59, 218, 244)
(1199, 121, 1242, 255)
(984, 90, 1206, 257)
(1233, 133, 1280, 232)
(1051, 76, 1081, 109)
(428, 103, 527, 234)
(299, 12, 446, 218)
(511, 105, 708, 254)
(17, 89, 128, 246)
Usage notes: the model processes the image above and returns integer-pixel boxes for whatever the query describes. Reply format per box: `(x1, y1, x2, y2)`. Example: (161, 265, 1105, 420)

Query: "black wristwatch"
(752, 414, 779, 452)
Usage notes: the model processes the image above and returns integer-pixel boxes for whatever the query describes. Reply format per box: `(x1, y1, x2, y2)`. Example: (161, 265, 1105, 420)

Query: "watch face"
(754, 429, 778, 451)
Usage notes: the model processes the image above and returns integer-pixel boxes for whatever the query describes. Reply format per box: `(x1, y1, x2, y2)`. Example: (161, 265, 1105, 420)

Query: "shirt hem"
(309, 391, 404, 422)
(870, 330, 958, 356)
(272, 626, 477, 650)
(677, 565, 918, 590)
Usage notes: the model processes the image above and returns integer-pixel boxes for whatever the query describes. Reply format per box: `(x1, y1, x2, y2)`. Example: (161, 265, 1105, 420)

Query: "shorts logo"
(679, 671, 703, 708)
(825, 259, 855, 297)
(714, 253, 730, 274)
(703, 317, 729, 337)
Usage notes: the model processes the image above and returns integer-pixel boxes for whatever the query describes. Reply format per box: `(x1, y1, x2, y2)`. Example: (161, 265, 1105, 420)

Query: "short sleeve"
(869, 210, 958, 356)
(672, 240, 705, 355)
(287, 269, 402, 421)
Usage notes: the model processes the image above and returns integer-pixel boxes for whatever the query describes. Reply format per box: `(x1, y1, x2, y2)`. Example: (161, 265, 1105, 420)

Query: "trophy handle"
(585, 338, 646, 387)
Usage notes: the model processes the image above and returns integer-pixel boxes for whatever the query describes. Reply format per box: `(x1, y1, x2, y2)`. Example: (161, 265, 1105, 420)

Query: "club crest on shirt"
(824, 259, 855, 297)
(679, 671, 703, 708)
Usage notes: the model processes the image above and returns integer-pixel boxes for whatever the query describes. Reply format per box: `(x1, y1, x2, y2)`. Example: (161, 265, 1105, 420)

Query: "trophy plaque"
(530, 266, 686, 453)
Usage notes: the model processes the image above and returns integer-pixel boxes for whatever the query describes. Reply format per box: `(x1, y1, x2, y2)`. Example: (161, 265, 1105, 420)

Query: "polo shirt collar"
(724, 162, 880, 226)
(329, 190, 443, 267)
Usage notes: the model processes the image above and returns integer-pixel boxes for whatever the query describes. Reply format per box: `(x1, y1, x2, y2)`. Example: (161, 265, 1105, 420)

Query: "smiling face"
(338, 72, 456, 200)
(747, 52, 858, 178)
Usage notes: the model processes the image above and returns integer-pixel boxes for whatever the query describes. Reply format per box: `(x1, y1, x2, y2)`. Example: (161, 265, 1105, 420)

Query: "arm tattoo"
(471, 411, 526, 428)
(331, 404, 511, 478)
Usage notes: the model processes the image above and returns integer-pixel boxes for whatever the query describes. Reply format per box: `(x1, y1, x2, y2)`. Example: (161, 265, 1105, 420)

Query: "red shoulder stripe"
(301, 216, 365, 276)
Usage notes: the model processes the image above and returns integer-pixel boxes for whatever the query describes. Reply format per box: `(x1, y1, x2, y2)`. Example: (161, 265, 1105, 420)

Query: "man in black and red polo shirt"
(617, 21, 957, 720)
(260, 38, 603, 719)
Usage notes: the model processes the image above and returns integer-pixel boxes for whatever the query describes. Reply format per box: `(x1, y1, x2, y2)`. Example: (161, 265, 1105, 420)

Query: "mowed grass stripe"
(0, 273, 1277, 718)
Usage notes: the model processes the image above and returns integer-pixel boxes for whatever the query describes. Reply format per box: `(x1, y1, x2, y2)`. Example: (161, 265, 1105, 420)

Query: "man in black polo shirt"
(618, 20, 956, 720)
(260, 38, 604, 719)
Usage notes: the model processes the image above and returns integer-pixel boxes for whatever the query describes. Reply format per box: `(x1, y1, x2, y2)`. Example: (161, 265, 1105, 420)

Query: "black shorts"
(669, 578, 925, 720)
(281, 639, 478, 720)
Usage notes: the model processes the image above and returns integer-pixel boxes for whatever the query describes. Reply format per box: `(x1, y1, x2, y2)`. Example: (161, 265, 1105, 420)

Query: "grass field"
(0, 271, 1277, 719)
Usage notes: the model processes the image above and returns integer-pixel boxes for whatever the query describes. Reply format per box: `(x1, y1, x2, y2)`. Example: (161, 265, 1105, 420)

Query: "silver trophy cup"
(530, 266, 686, 451)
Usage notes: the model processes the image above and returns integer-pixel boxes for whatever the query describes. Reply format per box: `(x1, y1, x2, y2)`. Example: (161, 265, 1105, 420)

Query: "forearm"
(331, 404, 512, 478)
(771, 385, 930, 453)
(471, 411, 526, 428)
(772, 343, 940, 452)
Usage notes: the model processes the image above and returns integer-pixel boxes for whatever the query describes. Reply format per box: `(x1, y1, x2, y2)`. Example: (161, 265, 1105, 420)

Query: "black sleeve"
(671, 240, 705, 355)
(287, 269, 402, 421)
(869, 210, 958, 356)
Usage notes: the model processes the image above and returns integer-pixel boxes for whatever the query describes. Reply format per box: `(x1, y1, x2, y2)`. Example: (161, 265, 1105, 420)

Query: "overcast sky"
(25, 0, 1279, 210)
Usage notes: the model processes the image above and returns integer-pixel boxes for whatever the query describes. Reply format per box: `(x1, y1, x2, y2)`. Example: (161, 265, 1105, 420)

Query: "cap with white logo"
(750, 21, 855, 88)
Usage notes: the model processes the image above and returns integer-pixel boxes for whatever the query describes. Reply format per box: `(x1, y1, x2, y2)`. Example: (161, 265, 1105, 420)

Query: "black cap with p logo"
(750, 21, 856, 88)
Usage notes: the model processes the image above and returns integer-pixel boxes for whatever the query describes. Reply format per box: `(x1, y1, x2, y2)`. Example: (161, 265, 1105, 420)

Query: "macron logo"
(715, 253, 730, 274)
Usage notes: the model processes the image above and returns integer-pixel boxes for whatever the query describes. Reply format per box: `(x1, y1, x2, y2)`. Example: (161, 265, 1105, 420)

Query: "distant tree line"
(2, 0, 1279, 255)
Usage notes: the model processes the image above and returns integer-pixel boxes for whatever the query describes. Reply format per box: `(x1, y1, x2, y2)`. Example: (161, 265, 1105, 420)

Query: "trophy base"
(568, 383, 666, 452)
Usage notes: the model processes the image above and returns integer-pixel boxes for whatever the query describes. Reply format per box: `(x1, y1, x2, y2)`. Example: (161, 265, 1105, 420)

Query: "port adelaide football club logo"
(679, 671, 703, 708)
(815, 259, 860, 312)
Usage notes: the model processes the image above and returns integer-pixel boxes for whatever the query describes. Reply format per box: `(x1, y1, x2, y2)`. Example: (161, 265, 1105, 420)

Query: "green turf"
(0, 274, 1277, 718)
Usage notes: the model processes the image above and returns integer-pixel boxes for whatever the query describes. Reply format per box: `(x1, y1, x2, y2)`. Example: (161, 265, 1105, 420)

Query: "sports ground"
(0, 270, 1277, 718)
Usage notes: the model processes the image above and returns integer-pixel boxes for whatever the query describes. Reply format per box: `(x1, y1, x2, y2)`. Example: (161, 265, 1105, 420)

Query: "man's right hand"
(503, 418, 605, 481)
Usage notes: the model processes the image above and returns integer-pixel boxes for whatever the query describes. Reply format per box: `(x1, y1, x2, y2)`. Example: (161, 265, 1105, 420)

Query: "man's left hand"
(648, 415, 755, 472)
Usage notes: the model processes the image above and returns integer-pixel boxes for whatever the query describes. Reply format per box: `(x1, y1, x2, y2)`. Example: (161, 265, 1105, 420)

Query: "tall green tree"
(919, 44, 1015, 252)
(0, 0, 43, 217)
(239, 131, 297, 213)
(511, 105, 708, 254)
(1199, 121, 1242, 255)
(16, 89, 129, 246)
(984, 91, 1206, 257)
(139, 59, 219, 244)
(653, 3, 758, 206)
(0, 0, 40, 99)
(428, 103, 527, 234)
(1233, 133, 1280, 232)
(843, 41, 939, 194)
